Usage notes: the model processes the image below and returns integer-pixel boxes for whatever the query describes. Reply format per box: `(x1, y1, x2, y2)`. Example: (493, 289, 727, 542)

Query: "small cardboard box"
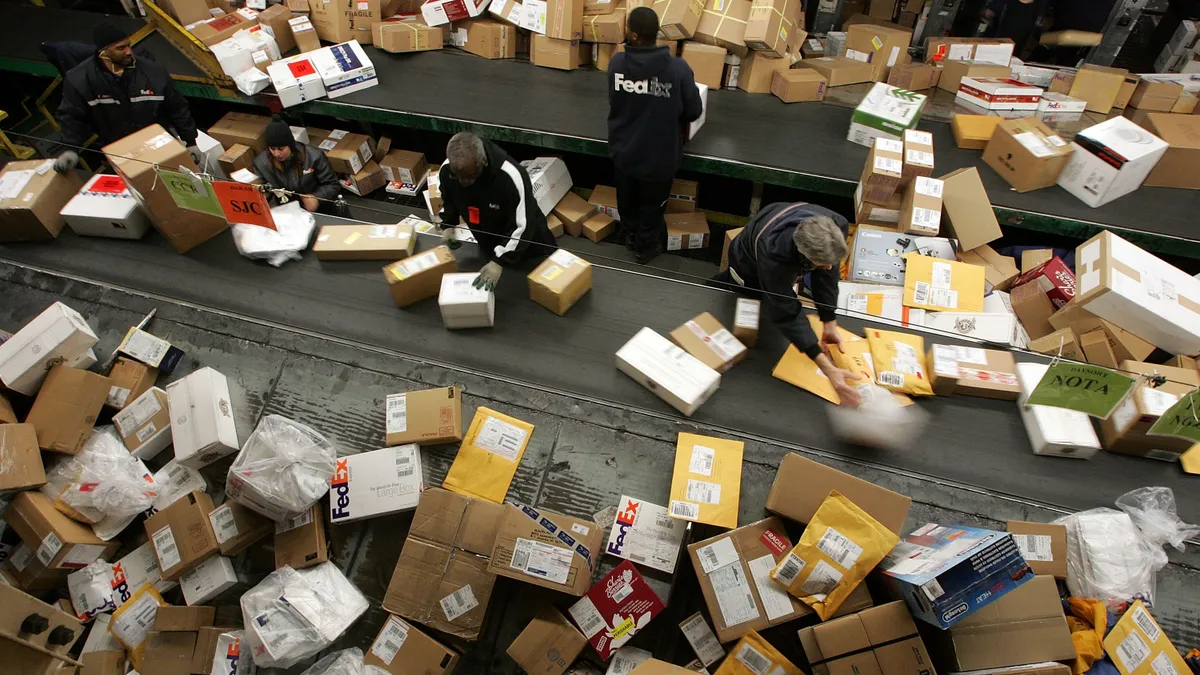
(0, 302, 97, 396)
(798, 601, 934, 675)
(207, 499, 272, 557)
(374, 17, 444, 53)
(314, 222, 416, 261)
(860, 137, 904, 203)
(1022, 249, 1053, 273)
(617, 328, 721, 416)
(443, 407, 533, 503)
(343, 161, 388, 196)
(206, 111, 271, 154)
(365, 615, 461, 674)
(488, 503, 601, 595)
(507, 607, 588, 675)
(937, 59, 1010, 93)
(0, 424, 46, 493)
(927, 345, 1020, 400)
(588, 184, 619, 220)
(318, 130, 375, 175)
(845, 23, 912, 82)
(666, 212, 710, 251)
(902, 254, 985, 313)
(668, 178, 699, 213)
(1128, 77, 1184, 111)
(529, 249, 593, 316)
(1057, 117, 1167, 208)
(531, 35, 584, 70)
(683, 41, 728, 90)
(553, 191, 597, 237)
(765, 453, 910, 534)
(1068, 64, 1128, 114)
(144, 491, 219, 582)
(217, 144, 254, 176)
(1104, 601, 1190, 675)
(772, 69, 827, 103)
(668, 432, 743, 529)
(26, 366, 112, 455)
(274, 505, 328, 569)
(951, 115, 1000, 150)
(899, 176, 942, 236)
(733, 298, 760, 347)
(695, 0, 749, 52)
(547, 213, 564, 238)
(1005, 521, 1067, 579)
(796, 56, 875, 87)
(112, 387, 172, 460)
(737, 51, 792, 93)
(329, 445, 423, 524)
(385, 386, 462, 446)
(290, 16, 322, 53)
(721, 226, 743, 273)
(166, 367, 239, 470)
(939, 167, 1001, 251)
(958, 244, 1020, 293)
(379, 149, 429, 186)
(154, 605, 215, 632)
(887, 62, 939, 90)
(743, 0, 800, 57)
(901, 129, 935, 183)
(1015, 362, 1101, 459)
(669, 312, 748, 373)
(983, 118, 1073, 192)
(1142, 113, 1200, 190)
(582, 212, 614, 242)
(1010, 282, 1056, 340)
(568, 560, 666, 659)
(384, 246, 459, 308)
(178, 555, 236, 606)
(4, 492, 118, 570)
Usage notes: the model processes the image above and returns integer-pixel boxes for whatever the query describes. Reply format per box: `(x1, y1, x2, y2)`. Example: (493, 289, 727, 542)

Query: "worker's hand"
(54, 150, 79, 174)
(821, 321, 845, 356)
(441, 226, 461, 250)
(473, 261, 502, 292)
(300, 194, 319, 212)
(828, 368, 863, 408)
(186, 145, 203, 168)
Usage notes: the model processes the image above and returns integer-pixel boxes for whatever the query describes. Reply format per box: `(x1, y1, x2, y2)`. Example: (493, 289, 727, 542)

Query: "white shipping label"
(369, 225, 398, 239)
(570, 595, 607, 639)
(931, 261, 953, 289)
(816, 528, 864, 568)
(697, 537, 739, 574)
(800, 559, 844, 596)
(846, 48, 870, 63)
(915, 176, 943, 197)
(36, 532, 63, 566)
(1014, 131, 1056, 158)
(668, 234, 683, 250)
(947, 43, 973, 60)
(907, 150, 935, 168)
(571, 523, 590, 536)
(107, 386, 132, 409)
(328, 130, 349, 139)
(1133, 606, 1162, 643)
(474, 416, 528, 461)
(709, 563, 760, 627)
(736, 642, 773, 675)
(887, 46, 900, 67)
(689, 445, 715, 477)
(1012, 533, 1053, 562)
(136, 423, 157, 443)
(115, 392, 162, 436)
(208, 504, 240, 545)
(370, 616, 410, 666)
(359, 140, 373, 163)
(735, 300, 760, 328)
(670, 500, 700, 520)
(386, 394, 408, 434)
(688, 233, 705, 250)
(111, 592, 158, 649)
(874, 157, 903, 175)
(748, 554, 794, 621)
(686, 479, 722, 505)
(318, 139, 338, 151)
(1150, 652, 1179, 675)
(0, 170, 36, 200)
(440, 585, 479, 622)
(549, 249, 578, 267)
(1116, 630, 1152, 672)
(152, 526, 182, 570)
(10, 544, 32, 571)
(910, 208, 941, 233)
(877, 138, 904, 153)
(773, 552, 806, 584)
(349, 153, 364, 175)
(511, 538, 573, 585)
(930, 288, 958, 309)
(906, 130, 933, 144)
(680, 613, 725, 667)
(121, 330, 170, 365)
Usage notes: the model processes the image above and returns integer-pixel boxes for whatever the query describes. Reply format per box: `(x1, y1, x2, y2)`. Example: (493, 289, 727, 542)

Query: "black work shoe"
(635, 244, 664, 265)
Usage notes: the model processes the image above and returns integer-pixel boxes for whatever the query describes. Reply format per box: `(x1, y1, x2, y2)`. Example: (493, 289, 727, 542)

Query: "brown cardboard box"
(5, 553, 69, 592)
(1048, 301, 1154, 363)
(4, 492, 118, 569)
(161, 0, 212, 25)
(721, 226, 744, 272)
(383, 246, 458, 307)
(0, 160, 84, 243)
(0, 392, 17, 424)
(141, 631, 195, 675)
(887, 62, 939, 91)
(585, 0, 616, 14)
(668, 178, 699, 212)
(209, 500, 273, 557)
(1142, 113, 1200, 190)
(155, 606, 215, 632)
(189, 10, 260, 46)
(0, 425, 46, 493)
(1114, 76, 1138, 109)
(207, 112, 271, 155)
(1029, 328, 1083, 361)
(319, 131, 375, 176)
(308, 0, 354, 43)
(772, 69, 828, 103)
(291, 15, 322, 53)
(928, 345, 1020, 400)
(795, 56, 874, 87)
(958, 245, 1019, 292)
(854, 186, 904, 227)
(683, 41, 728, 90)
(798, 601, 935, 675)
(1099, 360, 1199, 460)
(733, 297, 759, 347)
(765, 453, 911, 534)
(275, 504, 328, 569)
(378, 149, 429, 186)
(1080, 330, 1118, 368)
(313, 222, 416, 261)
(1167, 354, 1197, 369)
(665, 211, 710, 251)
(256, 4, 297, 53)
(25, 366, 110, 455)
(547, 213, 564, 238)
(582, 9, 625, 43)
(900, 129, 935, 183)
(1128, 78, 1184, 111)
(546, 0, 585, 40)
(384, 386, 463, 446)
(382, 488, 505, 639)
(898, 176, 942, 236)
(845, 23, 912, 81)
(588, 184, 619, 219)
(1068, 64, 1128, 114)
(112, 386, 170, 458)
(144, 491, 219, 581)
(695, 0, 750, 54)
(364, 615, 461, 674)
(669, 312, 747, 373)
(938, 167, 1001, 252)
(1021, 249, 1053, 273)
(374, 18, 444, 53)
(744, 0, 801, 58)
(507, 607, 587, 675)
(217, 144, 254, 176)
(860, 138, 903, 203)
(345, 161, 388, 196)
(582, 212, 614, 242)
(487, 504, 601, 596)
(1006, 521, 1068, 579)
(552, 191, 597, 236)
(82, 651, 125, 675)
(654, 0, 705, 40)
(1173, 92, 1199, 114)
(459, 19, 517, 59)
(0, 584, 83, 670)
(938, 59, 1010, 93)
(922, 575, 1075, 673)
(531, 34, 583, 70)
(983, 118, 1073, 192)
(1010, 282, 1056, 340)
(529, 250, 593, 315)
(190, 628, 225, 674)
(951, 115, 1000, 150)
(738, 50, 792, 93)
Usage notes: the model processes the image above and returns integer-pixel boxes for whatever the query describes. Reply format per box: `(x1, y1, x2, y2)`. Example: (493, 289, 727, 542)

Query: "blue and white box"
(312, 40, 378, 99)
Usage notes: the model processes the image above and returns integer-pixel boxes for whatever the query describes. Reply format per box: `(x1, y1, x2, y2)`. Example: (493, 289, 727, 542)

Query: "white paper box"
(421, 0, 490, 26)
(60, 173, 152, 239)
(0, 301, 98, 395)
(604, 495, 687, 573)
(836, 282, 925, 328)
(1016, 362, 1100, 459)
(519, 0, 546, 33)
(689, 83, 708, 140)
(489, 0, 524, 24)
(180, 555, 238, 606)
(166, 367, 240, 469)
(439, 273, 495, 329)
(194, 131, 227, 178)
(329, 445, 423, 524)
(616, 328, 721, 416)
(521, 157, 573, 216)
(1056, 117, 1168, 208)
(110, 541, 177, 609)
(956, 77, 1043, 110)
(1037, 92, 1087, 113)
(112, 387, 172, 460)
(922, 312, 1019, 345)
(311, 40, 378, 98)
(268, 54, 327, 108)
(211, 36, 254, 77)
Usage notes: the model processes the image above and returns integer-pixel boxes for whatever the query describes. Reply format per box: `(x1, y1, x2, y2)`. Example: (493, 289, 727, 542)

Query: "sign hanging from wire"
(156, 168, 225, 218)
(1025, 361, 1138, 419)
(211, 181, 277, 231)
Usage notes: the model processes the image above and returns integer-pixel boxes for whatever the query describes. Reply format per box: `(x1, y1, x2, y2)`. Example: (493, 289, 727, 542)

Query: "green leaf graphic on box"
(1025, 362, 1138, 419)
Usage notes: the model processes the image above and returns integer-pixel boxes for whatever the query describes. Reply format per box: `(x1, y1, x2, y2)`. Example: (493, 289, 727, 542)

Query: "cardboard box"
(216, 144, 253, 176)
(928, 345, 1020, 400)
(733, 298, 759, 347)
(553, 191, 597, 237)
(1013, 257, 1074, 310)
(938, 167, 1001, 251)
(0, 302, 97, 396)
(668, 178, 699, 213)
(207, 500, 272, 557)
(523, 157, 573, 216)
(880, 525, 1035, 629)
(669, 313, 748, 373)
(378, 149, 429, 187)
(957, 77, 1044, 111)
(617, 328, 721, 416)
(144, 491, 219, 581)
(0, 425, 46, 493)
(721, 226, 743, 273)
(899, 176, 942, 236)
(765, 453, 910, 533)
(529, 249, 593, 315)
(1067, 64, 1128, 114)
(1080, 329, 1118, 367)
(374, 17, 444, 52)
(959, 245, 1019, 293)
(796, 56, 874, 87)
(582, 212, 613, 242)
(329, 445, 423, 524)
(178, 554, 236, 606)
(488, 503, 601, 595)
(1142, 113, 1200, 189)
(5, 492, 118, 570)
(313, 40, 379, 97)
(1048, 298, 1153, 364)
(983, 118, 1073, 192)
(364, 615, 461, 674)
(313, 221, 416, 261)
(162, 0, 212, 25)
(684, 41, 728, 90)
(1021, 249, 1053, 273)
(154, 605, 214, 632)
(602, 495, 687, 574)
(342, 160, 388, 196)
(798, 601, 934, 675)
(1005, 521, 1067, 579)
(1015, 362, 1101, 459)
(744, 0, 801, 58)
(274, 505, 328, 569)
(166, 367, 239, 470)
(845, 23, 912, 82)
(439, 272, 495, 329)
(694, 0, 747, 54)
(665, 212, 710, 251)
(290, 15, 322, 53)
(0, 159, 84, 243)
(508, 607, 588, 675)
(1104, 601, 1190, 675)
(189, 9, 260, 46)
(25, 366, 111, 455)
(532, 34, 585, 70)
(1128, 76, 1184, 111)
(1099, 360, 1198, 460)
(383, 245, 459, 308)
(82, 651, 125, 675)
(852, 181, 901, 227)
(902, 254, 985, 313)
(190, 627, 225, 674)
(568, 560, 665, 660)
(951, 115, 1000, 150)
(738, 50, 792, 93)
(1037, 92, 1087, 113)
(113, 387, 172, 460)
(589, 184, 619, 220)
(581, 6, 622, 42)
(0, 584, 82, 672)
(888, 62, 938, 91)
(860, 136, 904, 202)
(848, 226, 917, 285)
(454, 18, 517, 59)
(1010, 282, 1056, 340)
(900, 128, 935, 184)
(317, 130, 374, 176)
(1058, 117, 1167, 208)
(59, 173, 152, 240)
(384, 386, 462, 446)
(848, 82, 927, 146)
(206, 111, 270, 155)
(443, 407, 533, 502)
(772, 69, 827, 103)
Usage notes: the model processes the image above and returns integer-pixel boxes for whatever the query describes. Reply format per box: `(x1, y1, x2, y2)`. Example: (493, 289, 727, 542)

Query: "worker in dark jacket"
(438, 132, 554, 291)
(252, 117, 340, 213)
(607, 6, 704, 263)
(713, 203, 861, 406)
(54, 23, 200, 173)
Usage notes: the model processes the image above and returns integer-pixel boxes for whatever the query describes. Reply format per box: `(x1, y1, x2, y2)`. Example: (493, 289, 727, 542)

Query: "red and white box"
(59, 174, 151, 240)
(421, 0, 490, 26)
(567, 560, 665, 661)
(1014, 257, 1076, 309)
(957, 77, 1044, 111)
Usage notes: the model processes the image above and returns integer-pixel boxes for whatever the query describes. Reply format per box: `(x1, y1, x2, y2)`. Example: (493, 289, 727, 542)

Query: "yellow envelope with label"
(669, 432, 743, 529)
(770, 491, 899, 620)
(110, 583, 166, 670)
(443, 407, 534, 503)
(866, 329, 934, 396)
(716, 630, 801, 675)
(903, 254, 986, 313)
(832, 340, 914, 407)
(772, 317, 865, 405)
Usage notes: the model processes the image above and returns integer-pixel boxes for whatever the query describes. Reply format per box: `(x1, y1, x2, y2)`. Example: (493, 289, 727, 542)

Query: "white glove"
(473, 261, 502, 291)
(441, 226, 460, 250)
(186, 145, 203, 168)
(54, 150, 79, 174)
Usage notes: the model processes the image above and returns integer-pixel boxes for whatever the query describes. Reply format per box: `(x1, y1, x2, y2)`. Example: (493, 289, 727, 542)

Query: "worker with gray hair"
(438, 132, 554, 291)
(714, 202, 861, 406)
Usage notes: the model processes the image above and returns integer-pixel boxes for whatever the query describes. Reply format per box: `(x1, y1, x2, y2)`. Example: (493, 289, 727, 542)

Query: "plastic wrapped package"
(68, 559, 116, 621)
(42, 427, 158, 526)
(231, 202, 317, 267)
(235, 67, 271, 96)
(301, 648, 366, 675)
(240, 563, 368, 669)
(226, 415, 337, 521)
(1115, 487, 1200, 552)
(214, 631, 257, 675)
(147, 459, 208, 516)
(91, 458, 154, 541)
(826, 385, 929, 450)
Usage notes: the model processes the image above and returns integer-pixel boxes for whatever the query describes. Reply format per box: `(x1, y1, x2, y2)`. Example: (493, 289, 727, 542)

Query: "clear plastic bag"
(826, 385, 929, 450)
(42, 427, 158, 525)
(300, 649, 366, 675)
(1115, 487, 1200, 552)
(67, 559, 116, 621)
(231, 202, 317, 267)
(226, 415, 337, 521)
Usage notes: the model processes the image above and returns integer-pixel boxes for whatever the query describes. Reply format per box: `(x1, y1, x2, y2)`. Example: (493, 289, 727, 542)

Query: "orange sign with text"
(211, 181, 276, 231)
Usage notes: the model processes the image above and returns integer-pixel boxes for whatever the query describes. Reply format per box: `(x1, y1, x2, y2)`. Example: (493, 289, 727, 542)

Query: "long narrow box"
(616, 328, 721, 417)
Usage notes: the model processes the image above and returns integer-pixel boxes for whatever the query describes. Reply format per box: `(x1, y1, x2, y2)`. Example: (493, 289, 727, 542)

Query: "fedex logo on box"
(330, 458, 351, 521)
(606, 498, 641, 556)
(110, 562, 132, 604)
(213, 633, 246, 675)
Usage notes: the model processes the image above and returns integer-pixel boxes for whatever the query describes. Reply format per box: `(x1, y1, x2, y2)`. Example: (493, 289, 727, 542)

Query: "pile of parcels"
(0, 297, 1196, 675)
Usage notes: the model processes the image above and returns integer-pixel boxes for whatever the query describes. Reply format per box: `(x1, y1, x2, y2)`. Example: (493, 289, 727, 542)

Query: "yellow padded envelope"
(903, 254, 986, 313)
(443, 407, 534, 503)
(716, 630, 801, 675)
(669, 432, 743, 529)
(771, 316, 865, 405)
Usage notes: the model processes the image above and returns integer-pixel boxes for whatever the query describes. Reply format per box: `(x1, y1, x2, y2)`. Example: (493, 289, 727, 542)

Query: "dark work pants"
(614, 168, 673, 256)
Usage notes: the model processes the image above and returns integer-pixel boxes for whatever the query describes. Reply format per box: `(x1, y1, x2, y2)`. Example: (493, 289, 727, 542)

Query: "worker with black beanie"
(251, 116, 341, 213)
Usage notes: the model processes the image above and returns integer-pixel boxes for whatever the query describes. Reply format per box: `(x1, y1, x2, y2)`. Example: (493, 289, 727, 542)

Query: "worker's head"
(627, 7, 660, 47)
(94, 23, 134, 68)
(265, 117, 295, 163)
(792, 215, 848, 270)
(446, 132, 487, 187)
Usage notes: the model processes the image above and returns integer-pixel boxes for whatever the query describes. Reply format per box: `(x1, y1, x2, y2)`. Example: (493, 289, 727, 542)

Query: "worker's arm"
(491, 164, 532, 265)
(308, 151, 340, 202)
(760, 257, 823, 360)
(162, 77, 198, 145)
(56, 79, 92, 150)
(680, 66, 703, 124)
(437, 163, 461, 226)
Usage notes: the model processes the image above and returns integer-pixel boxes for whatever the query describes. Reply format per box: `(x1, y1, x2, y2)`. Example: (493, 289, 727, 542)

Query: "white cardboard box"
(957, 77, 1044, 110)
(329, 445, 423, 524)
(311, 40, 378, 98)
(521, 157, 573, 216)
(268, 54, 327, 108)
(922, 312, 1020, 345)
(60, 173, 152, 239)
(421, 0, 490, 26)
(112, 386, 172, 460)
(837, 282, 926, 328)
(166, 367, 240, 469)
(1037, 92, 1087, 113)
(180, 555, 238, 606)
(604, 495, 687, 574)
(1016, 362, 1101, 459)
(1057, 117, 1168, 208)
(194, 131, 227, 178)
(439, 273, 495, 329)
(0, 301, 98, 395)
(211, 35, 254, 77)
(110, 541, 177, 609)
(616, 327, 721, 417)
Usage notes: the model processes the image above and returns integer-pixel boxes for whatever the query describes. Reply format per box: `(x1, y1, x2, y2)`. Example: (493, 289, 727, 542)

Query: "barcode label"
(136, 423, 157, 442)
(1011, 533, 1053, 562)
(697, 538, 738, 574)
(773, 552, 806, 584)
(874, 157, 902, 175)
(396, 448, 415, 478)
(913, 281, 930, 305)
(878, 371, 905, 388)
(152, 526, 181, 570)
(1132, 606, 1161, 643)
(569, 595, 607, 639)
(910, 207, 941, 234)
(440, 585, 479, 622)
(370, 616, 410, 666)
(686, 479, 722, 505)
(680, 613, 726, 667)
(689, 445, 715, 477)
(386, 394, 408, 434)
(107, 386, 132, 408)
(906, 150, 935, 168)
(735, 299, 760, 329)
(816, 528, 864, 568)
(275, 508, 313, 534)
(36, 532, 63, 566)
(800, 559, 844, 597)
(929, 288, 958, 309)
(474, 416, 527, 462)
(1116, 630, 1151, 672)
(511, 538, 531, 571)
(209, 504, 240, 545)
(670, 500, 699, 520)
(10, 544, 32, 571)
(736, 643, 773, 675)
(1151, 652, 1179, 675)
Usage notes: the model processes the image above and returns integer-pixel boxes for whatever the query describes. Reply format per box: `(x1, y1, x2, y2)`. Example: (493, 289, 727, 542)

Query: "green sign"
(1147, 390, 1200, 443)
(1025, 362, 1138, 419)
(157, 169, 224, 218)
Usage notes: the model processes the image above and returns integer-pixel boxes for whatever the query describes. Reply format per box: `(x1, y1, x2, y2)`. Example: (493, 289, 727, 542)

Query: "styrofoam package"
(300, 648, 366, 675)
(60, 174, 153, 240)
(826, 385, 929, 450)
(231, 202, 317, 267)
(1015, 362, 1100, 459)
(41, 427, 159, 525)
(1057, 508, 1159, 611)
(68, 559, 117, 622)
(226, 415, 337, 522)
(147, 459, 208, 516)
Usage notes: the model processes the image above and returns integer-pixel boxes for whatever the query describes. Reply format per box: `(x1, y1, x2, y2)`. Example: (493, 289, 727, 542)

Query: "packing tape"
(517, 504, 593, 567)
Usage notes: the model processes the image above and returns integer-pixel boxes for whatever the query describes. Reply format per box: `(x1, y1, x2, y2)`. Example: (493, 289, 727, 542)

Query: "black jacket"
(438, 140, 554, 265)
(57, 54, 197, 150)
(727, 203, 849, 360)
(252, 145, 340, 204)
(607, 45, 704, 182)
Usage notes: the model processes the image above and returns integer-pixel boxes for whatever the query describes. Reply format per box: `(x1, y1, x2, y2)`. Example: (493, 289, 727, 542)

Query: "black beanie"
(265, 118, 294, 149)
(93, 22, 129, 52)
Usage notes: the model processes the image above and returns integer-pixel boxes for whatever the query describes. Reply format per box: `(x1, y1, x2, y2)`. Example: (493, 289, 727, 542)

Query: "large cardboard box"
(684, 41, 729, 90)
(937, 60, 1010, 93)
(1005, 521, 1067, 579)
(766, 453, 910, 533)
(695, 0, 749, 53)
(938, 167, 1001, 251)
(532, 34, 585, 69)
(983, 118, 1073, 192)
(4, 492, 118, 570)
(206, 112, 271, 154)
(364, 614, 461, 674)
(845, 23, 912, 82)
(0, 160, 84, 242)
(772, 69, 828, 102)
(383, 246, 459, 307)
(274, 505, 328, 569)
(1103, 601, 1191, 675)
(454, 18, 518, 59)
(1057, 117, 1167, 208)
(887, 62, 939, 91)
(665, 211, 710, 251)
(489, 503, 602, 595)
(385, 386, 462, 446)
(313, 222, 416, 261)
(207, 499, 272, 557)
(617, 328, 721, 416)
(796, 56, 874, 87)
(308, 0, 353, 42)
(744, 0, 801, 58)
(1068, 64, 1128, 114)
(669, 313, 747, 373)
(379, 149, 429, 186)
(166, 367, 239, 470)
(375, 17, 444, 53)
(144, 491, 219, 582)
(0, 425, 46, 493)
(0, 302, 97, 396)
(737, 50, 792, 93)
(26, 366, 111, 455)
(927, 345, 1019, 400)
(1015, 362, 1101, 459)
(329, 445, 423, 524)
(544, 0, 585, 40)
(798, 601, 934, 675)
(529, 249, 593, 315)
(1142, 113, 1200, 189)
(59, 173, 151, 240)
(653, 0, 705, 39)
(1099, 360, 1198, 461)
(507, 607, 587, 675)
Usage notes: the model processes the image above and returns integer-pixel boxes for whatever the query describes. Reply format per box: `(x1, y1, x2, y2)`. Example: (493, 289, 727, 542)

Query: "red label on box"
(760, 528, 791, 556)
(568, 560, 665, 661)
(208, 14, 241, 30)
(1015, 257, 1076, 309)
(89, 175, 127, 193)
(288, 59, 316, 77)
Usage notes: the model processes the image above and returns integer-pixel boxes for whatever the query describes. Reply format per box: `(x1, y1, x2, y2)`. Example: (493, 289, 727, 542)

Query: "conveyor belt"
(1, 201, 1194, 522)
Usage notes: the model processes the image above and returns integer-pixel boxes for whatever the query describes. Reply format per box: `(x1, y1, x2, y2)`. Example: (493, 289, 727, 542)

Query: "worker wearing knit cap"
(251, 117, 340, 213)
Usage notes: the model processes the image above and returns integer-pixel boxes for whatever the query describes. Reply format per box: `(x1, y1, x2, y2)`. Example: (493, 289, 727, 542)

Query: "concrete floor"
(2, 262, 1198, 674)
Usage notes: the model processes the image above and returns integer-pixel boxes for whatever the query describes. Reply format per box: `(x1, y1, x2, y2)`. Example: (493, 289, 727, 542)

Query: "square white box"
(166, 367, 240, 469)
(60, 173, 152, 239)
(439, 273, 495, 329)
(1057, 117, 1168, 208)
(0, 301, 98, 395)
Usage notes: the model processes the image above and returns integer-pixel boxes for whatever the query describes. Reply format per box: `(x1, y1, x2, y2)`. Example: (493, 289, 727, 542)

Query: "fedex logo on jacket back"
(614, 72, 672, 98)
(330, 459, 351, 521)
